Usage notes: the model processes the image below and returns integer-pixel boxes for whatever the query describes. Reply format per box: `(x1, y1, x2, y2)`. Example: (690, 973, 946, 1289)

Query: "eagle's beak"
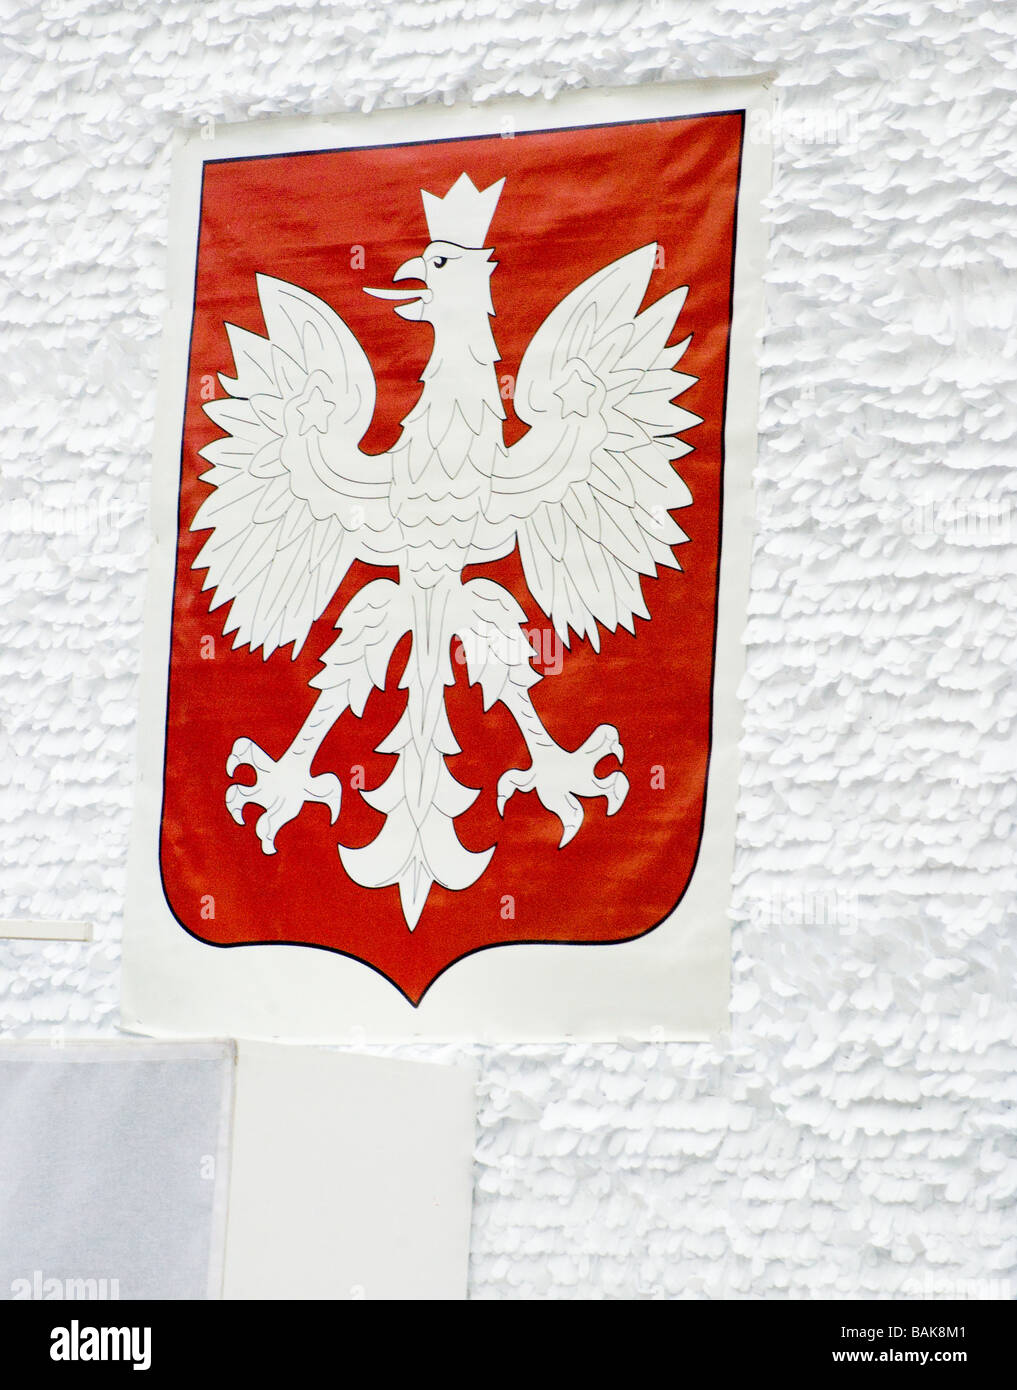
(364, 257, 432, 319)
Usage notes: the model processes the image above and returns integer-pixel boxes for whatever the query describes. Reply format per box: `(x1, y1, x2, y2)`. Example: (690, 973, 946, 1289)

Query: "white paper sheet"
(222, 1043, 476, 1300)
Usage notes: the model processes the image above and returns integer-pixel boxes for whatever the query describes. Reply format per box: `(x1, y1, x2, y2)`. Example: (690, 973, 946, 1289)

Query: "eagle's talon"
(497, 723, 628, 846)
(603, 770, 629, 816)
(225, 738, 342, 854)
(226, 736, 272, 779)
(556, 793, 583, 848)
(225, 782, 248, 826)
(496, 767, 532, 815)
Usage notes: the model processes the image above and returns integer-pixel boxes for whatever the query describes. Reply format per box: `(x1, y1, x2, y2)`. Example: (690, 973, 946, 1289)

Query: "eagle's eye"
(432, 256, 448, 269)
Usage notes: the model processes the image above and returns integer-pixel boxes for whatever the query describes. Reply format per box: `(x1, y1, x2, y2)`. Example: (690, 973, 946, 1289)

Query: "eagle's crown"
(421, 172, 504, 248)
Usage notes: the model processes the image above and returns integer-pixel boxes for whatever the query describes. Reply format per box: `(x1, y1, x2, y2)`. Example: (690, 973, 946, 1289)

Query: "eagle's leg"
(457, 579, 628, 848)
(225, 578, 410, 854)
(224, 714, 345, 856)
(496, 689, 628, 847)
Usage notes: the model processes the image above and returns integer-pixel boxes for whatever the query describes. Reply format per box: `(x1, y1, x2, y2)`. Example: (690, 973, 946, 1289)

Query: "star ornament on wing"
(192, 171, 701, 933)
(295, 383, 336, 436)
(554, 365, 599, 418)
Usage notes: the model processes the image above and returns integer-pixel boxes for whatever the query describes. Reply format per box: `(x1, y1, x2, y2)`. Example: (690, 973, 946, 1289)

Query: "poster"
(123, 79, 770, 1040)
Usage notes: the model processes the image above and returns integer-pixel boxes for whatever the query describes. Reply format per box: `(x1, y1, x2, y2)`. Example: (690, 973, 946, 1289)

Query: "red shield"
(160, 110, 743, 1004)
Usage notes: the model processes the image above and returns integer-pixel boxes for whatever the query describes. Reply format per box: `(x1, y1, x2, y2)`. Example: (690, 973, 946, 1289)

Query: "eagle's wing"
(477, 245, 699, 650)
(192, 274, 400, 659)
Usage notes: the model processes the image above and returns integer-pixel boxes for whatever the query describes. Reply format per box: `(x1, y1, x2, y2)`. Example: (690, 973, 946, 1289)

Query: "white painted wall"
(1, 0, 1014, 1299)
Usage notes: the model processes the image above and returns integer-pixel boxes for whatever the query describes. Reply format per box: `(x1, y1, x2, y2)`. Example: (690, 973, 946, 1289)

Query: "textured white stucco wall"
(1, 0, 1014, 1300)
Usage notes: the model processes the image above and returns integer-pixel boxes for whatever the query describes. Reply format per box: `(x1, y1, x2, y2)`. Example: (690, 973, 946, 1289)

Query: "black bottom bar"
(0, 1297, 1009, 1377)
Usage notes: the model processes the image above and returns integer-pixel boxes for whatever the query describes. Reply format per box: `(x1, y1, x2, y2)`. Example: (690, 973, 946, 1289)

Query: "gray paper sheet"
(0, 1041, 234, 1300)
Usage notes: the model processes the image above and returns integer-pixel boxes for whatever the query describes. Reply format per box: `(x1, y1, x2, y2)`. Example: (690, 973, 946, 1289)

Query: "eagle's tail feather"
(339, 707, 493, 930)
(339, 590, 494, 930)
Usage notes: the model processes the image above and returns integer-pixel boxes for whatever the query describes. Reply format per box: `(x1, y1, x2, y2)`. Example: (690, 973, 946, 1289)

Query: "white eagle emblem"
(193, 173, 700, 930)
